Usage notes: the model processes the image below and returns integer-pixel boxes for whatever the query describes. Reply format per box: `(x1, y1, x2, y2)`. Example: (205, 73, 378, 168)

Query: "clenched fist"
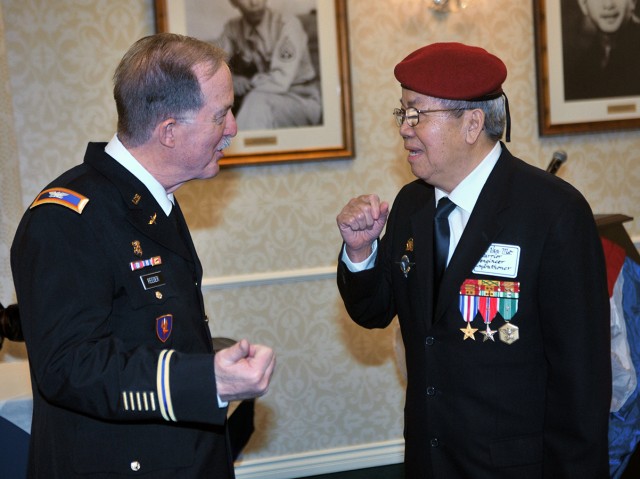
(336, 194, 390, 263)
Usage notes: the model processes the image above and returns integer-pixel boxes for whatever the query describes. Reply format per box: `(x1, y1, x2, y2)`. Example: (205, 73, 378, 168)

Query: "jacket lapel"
(433, 153, 513, 322)
(171, 199, 203, 280)
(85, 145, 193, 262)
(410, 193, 438, 329)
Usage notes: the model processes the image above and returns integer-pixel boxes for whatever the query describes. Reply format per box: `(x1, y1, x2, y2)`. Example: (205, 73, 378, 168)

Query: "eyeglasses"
(392, 107, 462, 127)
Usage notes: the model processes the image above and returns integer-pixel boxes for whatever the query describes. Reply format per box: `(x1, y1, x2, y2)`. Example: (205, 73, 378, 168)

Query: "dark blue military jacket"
(11, 142, 233, 478)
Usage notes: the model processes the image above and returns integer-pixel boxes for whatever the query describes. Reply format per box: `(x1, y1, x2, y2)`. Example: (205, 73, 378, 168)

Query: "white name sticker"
(472, 243, 520, 278)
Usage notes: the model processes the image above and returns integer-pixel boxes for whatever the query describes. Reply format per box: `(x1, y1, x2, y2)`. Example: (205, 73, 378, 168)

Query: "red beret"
(394, 42, 507, 101)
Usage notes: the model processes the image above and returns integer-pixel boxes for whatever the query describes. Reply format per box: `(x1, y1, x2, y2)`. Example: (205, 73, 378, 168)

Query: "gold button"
(155, 291, 163, 299)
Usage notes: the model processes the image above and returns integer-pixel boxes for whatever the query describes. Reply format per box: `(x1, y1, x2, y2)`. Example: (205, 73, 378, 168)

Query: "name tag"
(472, 243, 520, 278)
(140, 271, 165, 290)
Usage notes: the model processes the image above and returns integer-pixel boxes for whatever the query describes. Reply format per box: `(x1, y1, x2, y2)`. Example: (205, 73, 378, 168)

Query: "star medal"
(478, 292, 497, 342)
(459, 281, 479, 340)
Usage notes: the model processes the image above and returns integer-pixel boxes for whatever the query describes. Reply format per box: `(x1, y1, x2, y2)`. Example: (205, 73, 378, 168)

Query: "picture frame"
(155, 0, 354, 166)
(533, 0, 640, 135)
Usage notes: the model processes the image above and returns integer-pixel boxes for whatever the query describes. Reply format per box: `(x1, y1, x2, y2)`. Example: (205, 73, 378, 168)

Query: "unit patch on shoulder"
(30, 187, 89, 214)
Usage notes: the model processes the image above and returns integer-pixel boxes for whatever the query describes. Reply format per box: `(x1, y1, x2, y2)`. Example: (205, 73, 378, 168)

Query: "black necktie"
(434, 197, 456, 284)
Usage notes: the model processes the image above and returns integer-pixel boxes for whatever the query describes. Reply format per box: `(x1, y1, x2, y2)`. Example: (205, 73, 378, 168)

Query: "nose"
(225, 110, 238, 137)
(399, 120, 414, 138)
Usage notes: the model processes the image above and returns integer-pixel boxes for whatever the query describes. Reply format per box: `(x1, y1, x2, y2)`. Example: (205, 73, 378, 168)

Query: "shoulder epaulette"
(30, 187, 89, 214)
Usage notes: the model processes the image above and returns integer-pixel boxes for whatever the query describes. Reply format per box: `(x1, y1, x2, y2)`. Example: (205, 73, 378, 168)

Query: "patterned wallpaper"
(2, 0, 640, 464)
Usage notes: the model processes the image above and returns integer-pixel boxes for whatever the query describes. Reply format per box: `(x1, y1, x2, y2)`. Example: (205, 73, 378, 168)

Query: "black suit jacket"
(11, 143, 233, 478)
(338, 145, 611, 479)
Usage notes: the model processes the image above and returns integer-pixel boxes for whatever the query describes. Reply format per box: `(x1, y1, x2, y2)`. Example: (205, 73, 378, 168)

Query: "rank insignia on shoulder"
(30, 187, 89, 214)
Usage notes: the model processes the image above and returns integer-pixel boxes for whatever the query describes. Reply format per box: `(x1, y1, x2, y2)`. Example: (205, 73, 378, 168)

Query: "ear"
(463, 109, 485, 145)
(158, 118, 177, 148)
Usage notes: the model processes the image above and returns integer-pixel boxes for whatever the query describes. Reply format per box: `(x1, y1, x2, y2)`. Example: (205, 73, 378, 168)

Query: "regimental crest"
(156, 314, 173, 343)
(131, 240, 143, 257)
(30, 187, 89, 214)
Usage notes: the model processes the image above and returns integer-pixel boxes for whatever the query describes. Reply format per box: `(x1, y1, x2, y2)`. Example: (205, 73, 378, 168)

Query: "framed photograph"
(155, 0, 354, 166)
(533, 0, 640, 135)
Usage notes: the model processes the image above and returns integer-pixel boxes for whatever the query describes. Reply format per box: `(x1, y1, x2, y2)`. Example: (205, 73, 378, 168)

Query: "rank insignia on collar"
(156, 314, 173, 343)
(148, 213, 157, 225)
(132, 194, 141, 205)
(30, 187, 89, 214)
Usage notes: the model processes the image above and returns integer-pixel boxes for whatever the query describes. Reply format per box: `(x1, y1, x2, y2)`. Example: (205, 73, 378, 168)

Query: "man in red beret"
(336, 42, 610, 478)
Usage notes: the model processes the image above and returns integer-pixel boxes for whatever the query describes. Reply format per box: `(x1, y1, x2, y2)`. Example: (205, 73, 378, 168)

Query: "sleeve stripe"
(157, 349, 177, 422)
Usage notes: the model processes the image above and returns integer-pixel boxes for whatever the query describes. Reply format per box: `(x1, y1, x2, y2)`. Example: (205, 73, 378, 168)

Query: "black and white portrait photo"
(186, 0, 322, 131)
(561, 0, 640, 100)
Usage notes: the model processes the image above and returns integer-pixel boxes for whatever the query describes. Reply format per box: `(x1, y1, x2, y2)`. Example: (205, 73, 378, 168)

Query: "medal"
(499, 322, 519, 344)
(460, 322, 478, 340)
(459, 291, 479, 340)
(481, 324, 497, 342)
(479, 295, 498, 342)
(459, 279, 520, 344)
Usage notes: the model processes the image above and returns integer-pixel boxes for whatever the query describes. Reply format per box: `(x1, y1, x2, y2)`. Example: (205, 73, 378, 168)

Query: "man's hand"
(214, 339, 275, 402)
(336, 194, 389, 263)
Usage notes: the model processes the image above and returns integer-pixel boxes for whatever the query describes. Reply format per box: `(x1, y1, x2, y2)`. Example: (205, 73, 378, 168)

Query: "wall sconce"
(428, 0, 472, 12)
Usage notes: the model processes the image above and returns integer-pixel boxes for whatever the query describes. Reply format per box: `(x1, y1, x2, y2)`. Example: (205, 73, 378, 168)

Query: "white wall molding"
(235, 439, 404, 479)
(201, 235, 640, 292)
(202, 265, 337, 291)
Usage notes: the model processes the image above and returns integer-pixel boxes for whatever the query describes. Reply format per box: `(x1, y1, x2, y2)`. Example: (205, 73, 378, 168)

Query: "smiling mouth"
(406, 146, 422, 157)
(600, 12, 621, 23)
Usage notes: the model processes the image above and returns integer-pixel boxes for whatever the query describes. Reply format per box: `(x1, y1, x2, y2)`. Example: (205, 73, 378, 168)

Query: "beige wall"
(2, 0, 640, 472)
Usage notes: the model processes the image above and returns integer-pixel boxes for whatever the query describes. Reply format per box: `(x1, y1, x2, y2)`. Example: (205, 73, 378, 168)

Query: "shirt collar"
(105, 134, 174, 215)
(435, 142, 501, 214)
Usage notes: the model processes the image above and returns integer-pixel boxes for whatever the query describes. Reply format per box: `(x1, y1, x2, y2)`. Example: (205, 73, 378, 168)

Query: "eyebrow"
(399, 98, 420, 108)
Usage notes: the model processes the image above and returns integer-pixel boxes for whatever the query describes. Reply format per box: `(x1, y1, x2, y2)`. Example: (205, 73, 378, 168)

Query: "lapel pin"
(405, 238, 414, 252)
(396, 254, 415, 278)
(148, 213, 157, 225)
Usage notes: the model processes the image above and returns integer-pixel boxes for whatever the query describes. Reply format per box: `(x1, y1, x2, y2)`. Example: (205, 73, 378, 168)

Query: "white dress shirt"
(105, 134, 175, 214)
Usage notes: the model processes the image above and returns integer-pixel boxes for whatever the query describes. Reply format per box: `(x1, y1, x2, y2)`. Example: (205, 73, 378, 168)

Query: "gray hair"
(113, 33, 227, 147)
(437, 95, 506, 142)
